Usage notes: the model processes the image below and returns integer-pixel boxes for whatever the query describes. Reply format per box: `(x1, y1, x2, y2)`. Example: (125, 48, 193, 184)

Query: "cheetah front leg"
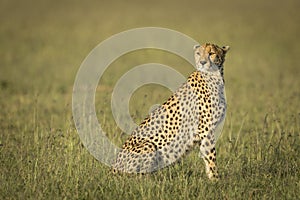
(199, 134, 219, 180)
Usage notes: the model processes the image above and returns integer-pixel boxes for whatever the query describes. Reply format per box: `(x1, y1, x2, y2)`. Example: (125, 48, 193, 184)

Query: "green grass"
(1, 0, 300, 199)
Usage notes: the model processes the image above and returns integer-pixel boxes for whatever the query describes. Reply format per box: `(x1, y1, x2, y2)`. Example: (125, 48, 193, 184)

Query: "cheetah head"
(194, 43, 230, 74)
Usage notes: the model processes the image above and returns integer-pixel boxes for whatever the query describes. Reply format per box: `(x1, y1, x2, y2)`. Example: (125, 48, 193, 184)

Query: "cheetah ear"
(222, 46, 230, 53)
(193, 44, 200, 50)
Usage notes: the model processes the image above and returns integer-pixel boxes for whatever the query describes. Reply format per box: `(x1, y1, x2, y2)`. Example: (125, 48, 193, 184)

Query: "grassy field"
(1, 0, 300, 199)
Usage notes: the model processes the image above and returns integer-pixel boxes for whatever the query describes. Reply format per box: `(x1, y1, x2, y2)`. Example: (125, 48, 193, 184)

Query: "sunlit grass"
(1, 0, 299, 199)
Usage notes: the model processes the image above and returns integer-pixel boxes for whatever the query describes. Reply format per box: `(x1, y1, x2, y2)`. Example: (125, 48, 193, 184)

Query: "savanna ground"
(1, 0, 299, 199)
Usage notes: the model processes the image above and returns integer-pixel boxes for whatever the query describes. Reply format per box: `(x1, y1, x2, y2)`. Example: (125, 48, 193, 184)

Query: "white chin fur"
(196, 64, 219, 73)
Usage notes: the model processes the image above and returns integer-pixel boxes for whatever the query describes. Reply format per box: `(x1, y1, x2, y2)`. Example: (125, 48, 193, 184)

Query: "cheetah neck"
(198, 69, 223, 79)
(197, 64, 225, 84)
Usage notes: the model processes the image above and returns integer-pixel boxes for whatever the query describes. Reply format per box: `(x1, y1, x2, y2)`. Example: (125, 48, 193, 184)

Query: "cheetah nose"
(200, 60, 207, 65)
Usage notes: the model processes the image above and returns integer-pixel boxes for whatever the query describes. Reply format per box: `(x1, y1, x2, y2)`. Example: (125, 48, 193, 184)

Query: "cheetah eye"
(196, 52, 200, 55)
(208, 52, 215, 56)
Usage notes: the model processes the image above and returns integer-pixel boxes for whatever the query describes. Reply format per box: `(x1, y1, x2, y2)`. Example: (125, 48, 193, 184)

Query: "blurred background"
(1, 0, 299, 127)
(1, 0, 299, 199)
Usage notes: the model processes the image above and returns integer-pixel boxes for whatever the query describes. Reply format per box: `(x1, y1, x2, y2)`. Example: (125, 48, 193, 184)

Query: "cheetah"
(112, 43, 230, 180)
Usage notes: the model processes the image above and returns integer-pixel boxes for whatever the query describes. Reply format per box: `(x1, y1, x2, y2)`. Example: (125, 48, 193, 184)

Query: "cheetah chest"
(198, 72, 226, 141)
